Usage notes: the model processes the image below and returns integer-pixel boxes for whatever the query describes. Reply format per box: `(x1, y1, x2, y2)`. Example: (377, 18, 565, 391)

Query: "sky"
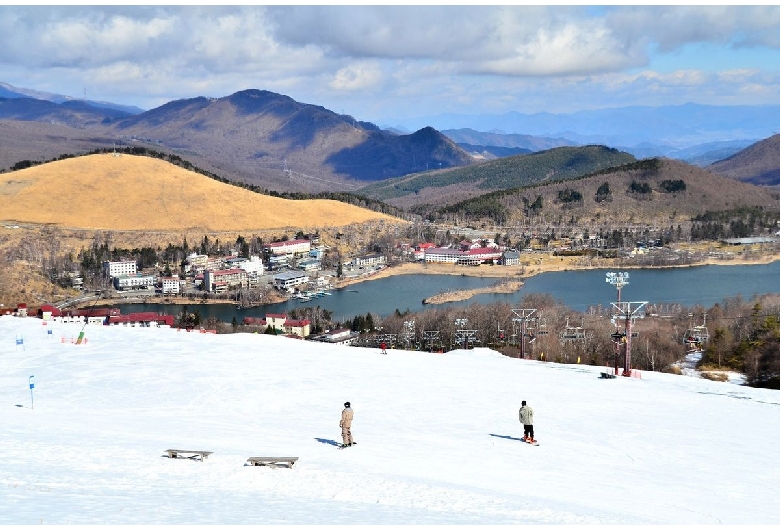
(2, 314, 780, 524)
(2, 4, 780, 125)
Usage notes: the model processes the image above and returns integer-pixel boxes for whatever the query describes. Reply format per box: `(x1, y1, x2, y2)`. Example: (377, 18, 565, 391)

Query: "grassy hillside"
(424, 158, 780, 225)
(0, 153, 399, 231)
(357, 145, 636, 207)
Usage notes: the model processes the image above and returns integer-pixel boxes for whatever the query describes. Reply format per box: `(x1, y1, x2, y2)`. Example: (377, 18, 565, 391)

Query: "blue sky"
(2, 5, 780, 123)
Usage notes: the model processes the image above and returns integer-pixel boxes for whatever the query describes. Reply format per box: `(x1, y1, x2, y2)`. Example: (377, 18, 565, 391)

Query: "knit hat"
(521, 400, 526, 406)
(344, 402, 351, 408)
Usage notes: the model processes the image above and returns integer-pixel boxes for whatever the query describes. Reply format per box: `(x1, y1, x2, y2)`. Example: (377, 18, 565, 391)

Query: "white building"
(264, 239, 312, 256)
(237, 255, 264, 276)
(103, 260, 137, 278)
(351, 254, 386, 267)
(204, 268, 248, 292)
(273, 270, 310, 291)
(113, 273, 156, 291)
(161, 276, 181, 295)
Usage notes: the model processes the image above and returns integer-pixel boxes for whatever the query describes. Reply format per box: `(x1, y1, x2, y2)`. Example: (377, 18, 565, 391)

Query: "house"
(297, 258, 321, 271)
(264, 313, 287, 330)
(241, 313, 310, 337)
(502, 250, 521, 266)
(282, 318, 311, 338)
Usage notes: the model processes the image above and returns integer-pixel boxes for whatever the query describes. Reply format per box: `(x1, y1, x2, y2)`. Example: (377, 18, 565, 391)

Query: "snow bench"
(246, 456, 299, 468)
(165, 449, 213, 461)
(600, 372, 617, 379)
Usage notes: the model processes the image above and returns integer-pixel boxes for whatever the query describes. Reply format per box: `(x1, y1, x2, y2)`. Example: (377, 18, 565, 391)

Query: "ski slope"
(1, 315, 778, 524)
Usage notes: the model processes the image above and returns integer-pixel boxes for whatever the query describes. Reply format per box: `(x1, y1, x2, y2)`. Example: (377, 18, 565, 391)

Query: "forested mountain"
(357, 145, 636, 208)
(414, 158, 780, 227)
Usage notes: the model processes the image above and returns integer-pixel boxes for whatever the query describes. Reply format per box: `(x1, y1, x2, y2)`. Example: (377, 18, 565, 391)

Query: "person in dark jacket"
(340, 401, 354, 447)
(519, 400, 535, 443)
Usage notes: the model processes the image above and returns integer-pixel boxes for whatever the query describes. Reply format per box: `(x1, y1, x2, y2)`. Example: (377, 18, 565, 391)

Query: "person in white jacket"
(519, 400, 535, 443)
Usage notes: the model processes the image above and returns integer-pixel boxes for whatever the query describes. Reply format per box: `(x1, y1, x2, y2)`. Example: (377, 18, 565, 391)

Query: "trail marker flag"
(29, 375, 35, 409)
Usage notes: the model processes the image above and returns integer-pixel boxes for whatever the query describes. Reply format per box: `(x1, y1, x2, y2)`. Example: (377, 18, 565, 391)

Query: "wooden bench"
(246, 457, 299, 468)
(600, 372, 617, 379)
(165, 449, 213, 461)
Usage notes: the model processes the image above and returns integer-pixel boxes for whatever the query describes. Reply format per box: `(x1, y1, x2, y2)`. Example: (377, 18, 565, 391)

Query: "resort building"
(102, 260, 137, 278)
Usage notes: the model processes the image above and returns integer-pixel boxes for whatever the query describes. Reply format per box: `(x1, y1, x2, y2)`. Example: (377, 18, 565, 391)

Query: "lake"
(116, 261, 780, 323)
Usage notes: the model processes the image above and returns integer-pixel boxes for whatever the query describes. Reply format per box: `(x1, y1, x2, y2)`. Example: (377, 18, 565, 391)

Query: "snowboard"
(523, 439, 539, 446)
(338, 442, 357, 450)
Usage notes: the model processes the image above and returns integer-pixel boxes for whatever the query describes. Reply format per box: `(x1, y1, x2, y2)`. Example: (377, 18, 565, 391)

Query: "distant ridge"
(708, 134, 780, 186)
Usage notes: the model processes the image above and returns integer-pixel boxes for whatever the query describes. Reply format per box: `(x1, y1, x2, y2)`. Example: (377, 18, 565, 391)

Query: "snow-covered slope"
(1, 315, 778, 524)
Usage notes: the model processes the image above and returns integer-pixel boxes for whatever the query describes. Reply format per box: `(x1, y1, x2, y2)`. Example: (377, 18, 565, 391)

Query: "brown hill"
(0, 153, 399, 231)
(429, 158, 780, 226)
(708, 134, 780, 186)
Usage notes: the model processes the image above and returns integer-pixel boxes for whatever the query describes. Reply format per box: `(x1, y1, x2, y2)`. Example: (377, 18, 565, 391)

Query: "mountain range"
(1, 81, 780, 200)
(0, 84, 473, 193)
(395, 103, 780, 153)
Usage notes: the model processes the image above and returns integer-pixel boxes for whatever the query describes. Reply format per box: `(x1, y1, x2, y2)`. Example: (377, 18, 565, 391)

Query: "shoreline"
(81, 250, 780, 309)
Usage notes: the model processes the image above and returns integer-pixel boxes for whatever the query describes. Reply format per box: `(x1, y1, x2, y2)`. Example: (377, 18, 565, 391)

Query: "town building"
(103, 260, 137, 278)
(241, 313, 311, 337)
(106, 312, 175, 327)
(424, 246, 503, 265)
(350, 254, 387, 268)
(161, 276, 181, 295)
(312, 327, 360, 345)
(263, 239, 312, 256)
(297, 258, 321, 271)
(113, 273, 156, 291)
(273, 270, 309, 291)
(203, 268, 248, 293)
(502, 250, 521, 266)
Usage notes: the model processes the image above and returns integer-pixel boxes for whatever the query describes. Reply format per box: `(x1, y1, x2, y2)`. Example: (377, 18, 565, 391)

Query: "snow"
(2, 315, 779, 524)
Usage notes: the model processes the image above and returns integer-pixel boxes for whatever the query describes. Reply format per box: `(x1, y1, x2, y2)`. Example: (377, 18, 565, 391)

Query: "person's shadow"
(314, 437, 341, 447)
(488, 433, 524, 442)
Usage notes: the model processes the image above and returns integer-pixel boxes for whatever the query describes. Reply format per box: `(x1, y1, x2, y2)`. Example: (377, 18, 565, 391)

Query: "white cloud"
(329, 62, 383, 91)
(2, 6, 780, 118)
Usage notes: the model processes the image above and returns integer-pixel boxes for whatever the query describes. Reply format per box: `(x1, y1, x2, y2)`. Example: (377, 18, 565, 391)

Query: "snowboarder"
(340, 401, 354, 447)
(380, 342, 387, 354)
(519, 400, 536, 443)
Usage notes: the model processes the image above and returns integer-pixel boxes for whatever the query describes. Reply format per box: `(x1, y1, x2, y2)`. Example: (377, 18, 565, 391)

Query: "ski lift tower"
(454, 318, 477, 350)
(402, 320, 416, 350)
(606, 272, 629, 375)
(611, 301, 648, 377)
(511, 308, 538, 359)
